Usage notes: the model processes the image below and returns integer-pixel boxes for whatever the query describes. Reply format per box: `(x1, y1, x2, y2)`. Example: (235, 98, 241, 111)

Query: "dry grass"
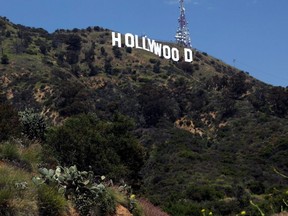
(114, 204, 133, 216)
(0, 164, 38, 215)
(138, 198, 170, 216)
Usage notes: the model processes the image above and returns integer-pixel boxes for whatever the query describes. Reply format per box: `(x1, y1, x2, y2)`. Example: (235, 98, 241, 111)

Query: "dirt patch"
(1, 75, 11, 87)
(85, 77, 107, 90)
(34, 85, 53, 103)
(6, 88, 14, 100)
(175, 116, 204, 137)
(114, 205, 132, 216)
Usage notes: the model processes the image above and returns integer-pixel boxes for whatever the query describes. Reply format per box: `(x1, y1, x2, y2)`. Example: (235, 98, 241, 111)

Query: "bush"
(186, 184, 223, 202)
(153, 61, 161, 73)
(164, 201, 201, 216)
(126, 47, 132, 53)
(66, 50, 79, 65)
(112, 46, 122, 59)
(149, 58, 158, 64)
(1, 54, 9, 64)
(0, 104, 20, 141)
(18, 109, 46, 140)
(37, 184, 67, 216)
(177, 62, 194, 74)
(104, 59, 113, 74)
(0, 165, 36, 215)
(0, 189, 14, 216)
(100, 47, 107, 56)
(45, 114, 145, 180)
(0, 142, 20, 161)
(21, 142, 42, 167)
(66, 34, 81, 51)
(34, 165, 116, 215)
(228, 72, 249, 98)
(39, 44, 48, 55)
(138, 84, 180, 126)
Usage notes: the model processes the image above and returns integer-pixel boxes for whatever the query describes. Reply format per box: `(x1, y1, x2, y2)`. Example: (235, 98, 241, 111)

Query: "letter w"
(148, 39, 162, 57)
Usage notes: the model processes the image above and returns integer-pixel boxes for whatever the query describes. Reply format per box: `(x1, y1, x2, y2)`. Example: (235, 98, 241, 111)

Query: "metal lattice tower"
(175, 0, 192, 48)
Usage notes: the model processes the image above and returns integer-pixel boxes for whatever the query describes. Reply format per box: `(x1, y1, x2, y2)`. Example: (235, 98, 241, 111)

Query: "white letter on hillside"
(112, 32, 122, 47)
(184, 48, 193, 62)
(147, 39, 156, 53)
(153, 42, 162, 57)
(171, 48, 180, 62)
(135, 35, 143, 49)
(142, 37, 150, 51)
(125, 33, 135, 48)
(163, 45, 171, 60)
(147, 39, 163, 56)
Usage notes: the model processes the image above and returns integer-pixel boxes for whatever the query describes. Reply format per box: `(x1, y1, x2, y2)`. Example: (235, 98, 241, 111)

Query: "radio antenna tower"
(175, 0, 192, 48)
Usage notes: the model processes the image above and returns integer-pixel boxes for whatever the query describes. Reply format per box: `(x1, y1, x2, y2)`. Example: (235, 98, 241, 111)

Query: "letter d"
(184, 48, 193, 62)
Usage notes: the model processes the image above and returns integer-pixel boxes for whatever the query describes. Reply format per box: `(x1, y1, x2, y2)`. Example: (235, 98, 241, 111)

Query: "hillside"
(1, 16, 288, 216)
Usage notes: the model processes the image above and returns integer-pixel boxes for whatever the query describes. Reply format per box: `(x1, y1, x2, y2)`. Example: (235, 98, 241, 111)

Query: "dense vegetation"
(0, 16, 288, 215)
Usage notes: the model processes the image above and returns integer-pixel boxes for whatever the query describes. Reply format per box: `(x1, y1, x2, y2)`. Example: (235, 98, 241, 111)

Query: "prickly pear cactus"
(33, 165, 115, 215)
(18, 108, 46, 140)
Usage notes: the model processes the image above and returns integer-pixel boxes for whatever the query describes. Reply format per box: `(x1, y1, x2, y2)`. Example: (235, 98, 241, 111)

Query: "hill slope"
(1, 16, 288, 215)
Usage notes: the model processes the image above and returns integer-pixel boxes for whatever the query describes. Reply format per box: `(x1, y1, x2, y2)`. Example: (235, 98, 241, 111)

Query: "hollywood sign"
(111, 32, 193, 63)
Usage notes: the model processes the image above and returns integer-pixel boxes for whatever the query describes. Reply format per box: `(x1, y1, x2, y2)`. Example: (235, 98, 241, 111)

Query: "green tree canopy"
(46, 113, 145, 180)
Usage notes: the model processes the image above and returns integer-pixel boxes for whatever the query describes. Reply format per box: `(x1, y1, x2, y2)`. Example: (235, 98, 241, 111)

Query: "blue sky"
(1, 0, 288, 87)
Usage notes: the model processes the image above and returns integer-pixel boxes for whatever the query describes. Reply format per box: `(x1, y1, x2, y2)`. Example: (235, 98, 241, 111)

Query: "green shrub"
(164, 201, 201, 216)
(186, 184, 224, 202)
(1, 54, 9, 64)
(66, 34, 81, 51)
(0, 142, 20, 161)
(113, 46, 122, 59)
(0, 165, 34, 215)
(126, 47, 132, 53)
(132, 201, 144, 216)
(153, 61, 161, 73)
(21, 142, 42, 170)
(0, 189, 12, 206)
(0, 104, 21, 141)
(149, 58, 158, 64)
(97, 189, 116, 215)
(34, 165, 116, 216)
(37, 184, 67, 216)
(18, 108, 46, 140)
(46, 113, 145, 180)
(0, 189, 14, 216)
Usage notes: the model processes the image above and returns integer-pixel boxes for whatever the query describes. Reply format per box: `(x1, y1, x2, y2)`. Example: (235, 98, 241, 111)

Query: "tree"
(66, 34, 81, 51)
(100, 47, 107, 56)
(39, 44, 48, 55)
(153, 61, 161, 73)
(138, 83, 180, 126)
(267, 87, 288, 116)
(66, 51, 79, 65)
(84, 43, 96, 64)
(126, 47, 132, 54)
(65, 34, 81, 65)
(177, 62, 194, 74)
(1, 54, 9, 64)
(0, 103, 20, 141)
(228, 72, 250, 98)
(46, 114, 145, 180)
(104, 59, 113, 74)
(112, 46, 122, 59)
